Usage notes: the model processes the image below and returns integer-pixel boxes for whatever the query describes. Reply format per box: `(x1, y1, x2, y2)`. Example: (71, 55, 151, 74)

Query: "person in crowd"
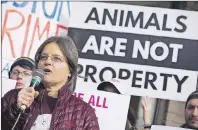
(2, 36, 100, 130)
(141, 90, 198, 130)
(9, 57, 35, 89)
(97, 78, 151, 130)
(141, 97, 152, 130)
(181, 90, 198, 129)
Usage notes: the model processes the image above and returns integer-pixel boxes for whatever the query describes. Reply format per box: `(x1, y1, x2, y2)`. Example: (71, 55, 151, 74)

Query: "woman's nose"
(44, 56, 53, 65)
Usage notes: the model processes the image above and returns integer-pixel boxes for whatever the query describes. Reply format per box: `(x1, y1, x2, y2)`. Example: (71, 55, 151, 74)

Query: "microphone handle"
(20, 82, 37, 111)
(20, 105, 26, 111)
(29, 81, 38, 88)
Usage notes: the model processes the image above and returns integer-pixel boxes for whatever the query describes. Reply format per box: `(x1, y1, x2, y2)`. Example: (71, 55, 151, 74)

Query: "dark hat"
(185, 90, 198, 108)
(97, 78, 128, 94)
(9, 57, 35, 77)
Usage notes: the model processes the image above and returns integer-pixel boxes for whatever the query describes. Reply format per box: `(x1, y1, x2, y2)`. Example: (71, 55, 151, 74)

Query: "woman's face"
(37, 42, 71, 87)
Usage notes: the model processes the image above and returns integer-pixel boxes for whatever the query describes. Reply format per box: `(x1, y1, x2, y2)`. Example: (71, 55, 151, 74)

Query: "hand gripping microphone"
(20, 69, 45, 111)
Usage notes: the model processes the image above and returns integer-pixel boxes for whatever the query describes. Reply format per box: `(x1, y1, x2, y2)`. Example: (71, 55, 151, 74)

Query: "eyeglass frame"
(36, 54, 67, 63)
(10, 70, 32, 77)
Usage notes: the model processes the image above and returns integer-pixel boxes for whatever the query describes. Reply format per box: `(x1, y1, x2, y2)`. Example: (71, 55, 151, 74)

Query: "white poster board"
(151, 125, 193, 130)
(2, 58, 15, 78)
(74, 88, 130, 130)
(2, 1, 70, 60)
(2, 78, 17, 97)
(69, 2, 198, 101)
(1, 1, 70, 96)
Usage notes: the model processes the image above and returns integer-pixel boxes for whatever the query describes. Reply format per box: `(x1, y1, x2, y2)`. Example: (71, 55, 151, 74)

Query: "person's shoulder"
(2, 88, 20, 99)
(2, 88, 20, 105)
(180, 123, 187, 128)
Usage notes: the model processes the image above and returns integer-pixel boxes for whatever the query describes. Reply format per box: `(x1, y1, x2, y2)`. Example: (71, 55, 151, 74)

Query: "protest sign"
(151, 125, 193, 130)
(2, 1, 70, 60)
(2, 58, 15, 78)
(69, 2, 198, 101)
(74, 88, 130, 130)
(2, 78, 16, 97)
(1, 1, 70, 94)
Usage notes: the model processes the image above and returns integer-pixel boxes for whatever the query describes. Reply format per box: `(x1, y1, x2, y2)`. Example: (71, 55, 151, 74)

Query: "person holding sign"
(2, 36, 100, 130)
(97, 79, 159, 130)
(97, 78, 139, 130)
(141, 97, 152, 130)
(142, 91, 198, 130)
(9, 57, 35, 89)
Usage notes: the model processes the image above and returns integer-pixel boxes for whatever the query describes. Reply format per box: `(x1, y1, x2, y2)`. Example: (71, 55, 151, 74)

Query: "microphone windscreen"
(32, 69, 45, 81)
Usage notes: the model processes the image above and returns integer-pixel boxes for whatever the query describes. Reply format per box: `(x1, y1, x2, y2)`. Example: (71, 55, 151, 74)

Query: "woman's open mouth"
(43, 68, 52, 74)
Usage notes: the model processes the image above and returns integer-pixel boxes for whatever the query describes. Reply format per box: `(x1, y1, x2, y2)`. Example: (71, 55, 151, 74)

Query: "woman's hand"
(17, 87, 35, 109)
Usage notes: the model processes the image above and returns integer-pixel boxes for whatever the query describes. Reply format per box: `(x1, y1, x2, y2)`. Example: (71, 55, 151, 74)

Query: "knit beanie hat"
(9, 57, 35, 77)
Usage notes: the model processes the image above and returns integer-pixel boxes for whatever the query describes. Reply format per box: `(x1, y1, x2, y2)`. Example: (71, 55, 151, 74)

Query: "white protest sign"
(151, 125, 193, 130)
(2, 58, 15, 78)
(74, 87, 130, 130)
(2, 78, 17, 97)
(68, 2, 198, 101)
(2, 1, 70, 60)
(69, 2, 198, 40)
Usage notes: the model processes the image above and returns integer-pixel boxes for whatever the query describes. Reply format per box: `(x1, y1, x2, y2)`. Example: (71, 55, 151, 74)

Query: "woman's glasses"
(37, 54, 66, 63)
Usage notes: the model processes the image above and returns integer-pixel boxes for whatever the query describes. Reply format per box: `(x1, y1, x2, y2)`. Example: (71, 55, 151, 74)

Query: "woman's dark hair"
(34, 36, 78, 93)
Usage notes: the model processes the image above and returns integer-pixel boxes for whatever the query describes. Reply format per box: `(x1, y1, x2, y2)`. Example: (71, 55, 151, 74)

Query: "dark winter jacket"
(2, 84, 100, 130)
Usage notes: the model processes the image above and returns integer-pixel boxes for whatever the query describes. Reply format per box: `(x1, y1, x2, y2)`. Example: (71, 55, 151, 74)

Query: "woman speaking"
(2, 36, 100, 130)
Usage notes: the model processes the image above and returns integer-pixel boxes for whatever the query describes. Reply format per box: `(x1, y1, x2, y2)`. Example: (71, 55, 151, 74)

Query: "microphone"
(29, 69, 45, 88)
(20, 69, 45, 111)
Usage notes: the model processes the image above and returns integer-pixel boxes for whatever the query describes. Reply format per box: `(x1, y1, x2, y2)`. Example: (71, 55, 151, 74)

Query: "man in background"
(141, 90, 198, 130)
(181, 90, 198, 130)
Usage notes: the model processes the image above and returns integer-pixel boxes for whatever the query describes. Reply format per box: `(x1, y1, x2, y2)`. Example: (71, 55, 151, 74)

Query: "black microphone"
(29, 69, 45, 88)
(20, 69, 45, 111)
